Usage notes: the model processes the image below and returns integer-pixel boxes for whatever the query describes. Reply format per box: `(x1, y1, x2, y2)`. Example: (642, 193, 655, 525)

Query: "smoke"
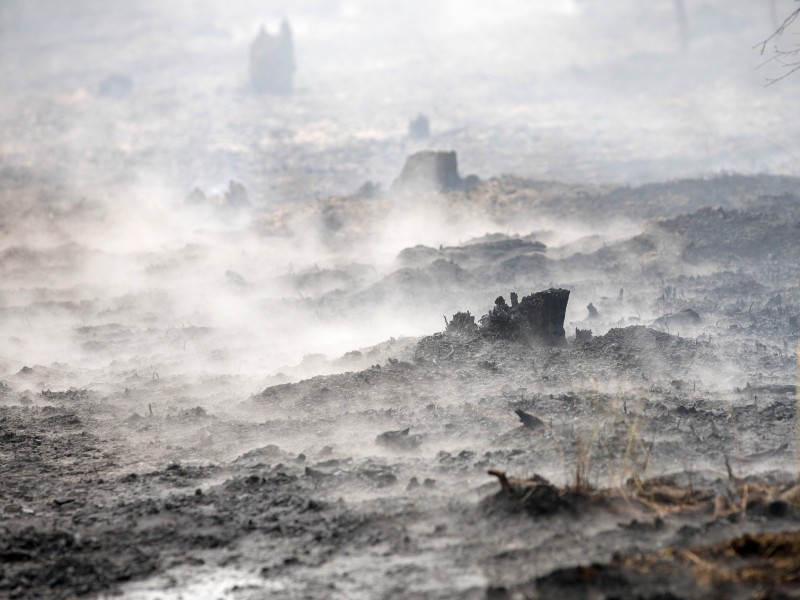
(1, 0, 798, 391)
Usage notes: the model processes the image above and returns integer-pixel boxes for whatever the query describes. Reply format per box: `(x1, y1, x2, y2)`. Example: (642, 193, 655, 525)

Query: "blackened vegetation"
(484, 470, 585, 516)
(533, 530, 800, 600)
(445, 311, 478, 335)
(482, 288, 570, 345)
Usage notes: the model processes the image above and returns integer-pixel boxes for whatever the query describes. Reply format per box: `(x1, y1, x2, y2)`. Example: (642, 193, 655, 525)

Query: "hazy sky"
(2, 0, 799, 193)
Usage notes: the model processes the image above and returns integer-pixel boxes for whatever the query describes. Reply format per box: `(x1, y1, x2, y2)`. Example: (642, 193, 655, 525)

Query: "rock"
(391, 151, 465, 193)
(250, 20, 295, 95)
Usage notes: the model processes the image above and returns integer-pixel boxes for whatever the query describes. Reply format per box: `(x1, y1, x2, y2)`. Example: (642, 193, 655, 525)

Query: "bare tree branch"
(757, 7, 800, 55)
(755, 5, 800, 85)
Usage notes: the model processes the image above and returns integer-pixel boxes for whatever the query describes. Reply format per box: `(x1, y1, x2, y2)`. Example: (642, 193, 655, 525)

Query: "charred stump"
(391, 150, 463, 193)
(408, 114, 430, 139)
(482, 288, 570, 345)
(586, 302, 599, 319)
(250, 20, 295, 95)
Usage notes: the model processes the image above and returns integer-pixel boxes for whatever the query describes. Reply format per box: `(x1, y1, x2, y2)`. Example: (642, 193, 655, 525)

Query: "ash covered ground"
(2, 2, 800, 599)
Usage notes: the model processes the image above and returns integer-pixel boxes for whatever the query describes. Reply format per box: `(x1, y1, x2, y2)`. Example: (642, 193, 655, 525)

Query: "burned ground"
(3, 138, 800, 600)
(5, 2, 800, 596)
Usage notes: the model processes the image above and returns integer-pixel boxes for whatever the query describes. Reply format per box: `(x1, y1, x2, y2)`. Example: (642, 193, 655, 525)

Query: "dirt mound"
(494, 252, 551, 283)
(584, 325, 704, 371)
(358, 259, 471, 303)
(656, 207, 800, 263)
(653, 307, 701, 331)
(396, 244, 443, 268)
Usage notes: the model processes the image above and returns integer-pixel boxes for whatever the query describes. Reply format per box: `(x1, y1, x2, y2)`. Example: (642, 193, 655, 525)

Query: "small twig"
(487, 469, 512, 493)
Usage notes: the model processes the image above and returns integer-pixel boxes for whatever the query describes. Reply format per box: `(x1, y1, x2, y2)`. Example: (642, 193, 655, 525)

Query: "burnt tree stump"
(391, 150, 463, 193)
(483, 288, 570, 345)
